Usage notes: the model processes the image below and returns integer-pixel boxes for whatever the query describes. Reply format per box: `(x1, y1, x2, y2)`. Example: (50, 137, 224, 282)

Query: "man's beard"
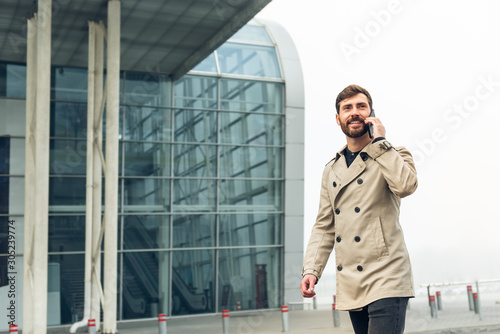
(340, 117, 369, 138)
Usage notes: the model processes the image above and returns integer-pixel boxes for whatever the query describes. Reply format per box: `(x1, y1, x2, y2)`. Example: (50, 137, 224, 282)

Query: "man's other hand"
(300, 274, 317, 298)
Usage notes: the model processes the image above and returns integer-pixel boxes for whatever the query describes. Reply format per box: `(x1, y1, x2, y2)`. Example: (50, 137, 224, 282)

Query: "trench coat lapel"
(331, 151, 366, 197)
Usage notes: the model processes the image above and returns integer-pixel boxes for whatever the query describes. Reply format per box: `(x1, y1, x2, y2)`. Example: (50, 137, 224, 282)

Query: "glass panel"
(171, 249, 215, 315)
(49, 177, 86, 213)
(218, 247, 281, 311)
(123, 142, 171, 177)
(219, 179, 282, 212)
(174, 76, 217, 109)
(172, 179, 216, 212)
(123, 106, 172, 142)
(124, 72, 171, 107)
(220, 112, 283, 145)
(217, 43, 281, 78)
(49, 216, 85, 252)
(229, 25, 273, 44)
(122, 251, 170, 319)
(219, 146, 283, 178)
(219, 213, 281, 246)
(172, 214, 216, 248)
(52, 67, 87, 101)
(51, 102, 88, 138)
(2, 177, 24, 215)
(221, 79, 283, 113)
(0, 63, 27, 98)
(173, 144, 217, 178)
(122, 215, 170, 249)
(50, 139, 87, 176)
(174, 109, 217, 143)
(0, 98, 26, 137)
(122, 178, 170, 213)
(4, 138, 25, 175)
(0, 176, 8, 214)
(0, 137, 10, 214)
(48, 254, 84, 325)
(191, 53, 217, 73)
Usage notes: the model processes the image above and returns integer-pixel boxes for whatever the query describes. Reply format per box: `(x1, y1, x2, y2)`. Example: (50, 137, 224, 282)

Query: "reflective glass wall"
(0, 23, 285, 324)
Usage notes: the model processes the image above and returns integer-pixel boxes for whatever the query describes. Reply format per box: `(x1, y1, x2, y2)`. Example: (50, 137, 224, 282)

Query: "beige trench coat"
(302, 140, 418, 310)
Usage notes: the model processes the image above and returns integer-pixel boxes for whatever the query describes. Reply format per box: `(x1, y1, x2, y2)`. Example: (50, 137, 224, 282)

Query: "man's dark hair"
(335, 84, 373, 113)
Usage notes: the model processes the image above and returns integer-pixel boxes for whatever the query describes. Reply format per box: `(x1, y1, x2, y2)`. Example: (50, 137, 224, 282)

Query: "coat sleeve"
(367, 142, 418, 198)
(302, 163, 336, 281)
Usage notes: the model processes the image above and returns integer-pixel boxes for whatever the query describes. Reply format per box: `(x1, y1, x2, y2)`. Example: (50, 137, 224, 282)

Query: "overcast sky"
(257, 0, 500, 296)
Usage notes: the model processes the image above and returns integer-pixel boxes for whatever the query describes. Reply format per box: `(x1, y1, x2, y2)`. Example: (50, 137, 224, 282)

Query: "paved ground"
(4, 293, 500, 333)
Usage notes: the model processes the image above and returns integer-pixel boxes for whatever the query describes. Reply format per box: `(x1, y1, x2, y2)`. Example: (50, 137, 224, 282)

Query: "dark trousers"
(348, 297, 409, 334)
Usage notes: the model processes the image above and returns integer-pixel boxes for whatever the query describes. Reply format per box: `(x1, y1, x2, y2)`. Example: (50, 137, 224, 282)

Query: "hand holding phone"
(367, 109, 375, 138)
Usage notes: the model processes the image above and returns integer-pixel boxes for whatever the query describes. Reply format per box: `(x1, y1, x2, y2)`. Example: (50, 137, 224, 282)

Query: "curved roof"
(0, 0, 272, 79)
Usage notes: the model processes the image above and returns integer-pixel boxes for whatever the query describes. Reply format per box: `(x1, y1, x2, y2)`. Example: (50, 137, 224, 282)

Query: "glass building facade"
(0, 22, 299, 325)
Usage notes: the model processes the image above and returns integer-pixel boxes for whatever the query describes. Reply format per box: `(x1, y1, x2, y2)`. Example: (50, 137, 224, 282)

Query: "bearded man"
(300, 84, 418, 334)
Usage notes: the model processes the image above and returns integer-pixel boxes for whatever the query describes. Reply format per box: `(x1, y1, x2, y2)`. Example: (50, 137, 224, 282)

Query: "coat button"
(335, 209, 340, 215)
(357, 265, 363, 272)
(333, 181, 337, 187)
(337, 265, 343, 271)
(362, 155, 368, 161)
(354, 236, 361, 242)
(357, 178, 363, 185)
(336, 236, 341, 243)
(354, 207, 360, 213)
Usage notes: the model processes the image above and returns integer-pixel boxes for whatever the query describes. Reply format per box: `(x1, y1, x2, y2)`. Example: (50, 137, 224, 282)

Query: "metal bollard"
(222, 309, 230, 334)
(332, 303, 341, 327)
(436, 291, 443, 310)
(473, 293, 480, 315)
(475, 281, 483, 321)
(313, 296, 317, 310)
(429, 295, 438, 318)
(281, 305, 290, 332)
(467, 285, 474, 311)
(9, 324, 18, 333)
(158, 313, 167, 334)
(237, 300, 242, 311)
(88, 319, 97, 334)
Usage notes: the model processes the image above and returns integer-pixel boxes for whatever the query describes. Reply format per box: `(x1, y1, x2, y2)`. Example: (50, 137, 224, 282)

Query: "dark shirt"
(344, 137, 385, 168)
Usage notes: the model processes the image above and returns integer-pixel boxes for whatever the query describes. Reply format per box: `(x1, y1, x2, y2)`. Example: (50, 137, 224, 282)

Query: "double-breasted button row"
(337, 265, 363, 272)
(335, 207, 361, 214)
(334, 179, 363, 187)
(336, 236, 361, 243)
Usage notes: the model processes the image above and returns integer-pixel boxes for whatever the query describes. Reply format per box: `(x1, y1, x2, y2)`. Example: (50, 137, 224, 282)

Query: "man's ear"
(335, 113, 340, 126)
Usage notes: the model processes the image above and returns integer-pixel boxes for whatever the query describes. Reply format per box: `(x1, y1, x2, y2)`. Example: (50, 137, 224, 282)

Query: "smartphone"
(368, 109, 375, 138)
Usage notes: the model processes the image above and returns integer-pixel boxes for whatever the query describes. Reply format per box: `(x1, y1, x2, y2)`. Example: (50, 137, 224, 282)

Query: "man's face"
(336, 93, 371, 138)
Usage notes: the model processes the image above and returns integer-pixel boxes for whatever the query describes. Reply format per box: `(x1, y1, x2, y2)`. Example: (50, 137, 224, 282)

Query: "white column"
(22, 14, 37, 334)
(91, 21, 105, 332)
(33, 0, 52, 332)
(103, 1, 120, 332)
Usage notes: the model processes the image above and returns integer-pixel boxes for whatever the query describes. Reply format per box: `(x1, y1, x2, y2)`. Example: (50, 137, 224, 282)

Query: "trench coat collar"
(330, 143, 373, 192)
